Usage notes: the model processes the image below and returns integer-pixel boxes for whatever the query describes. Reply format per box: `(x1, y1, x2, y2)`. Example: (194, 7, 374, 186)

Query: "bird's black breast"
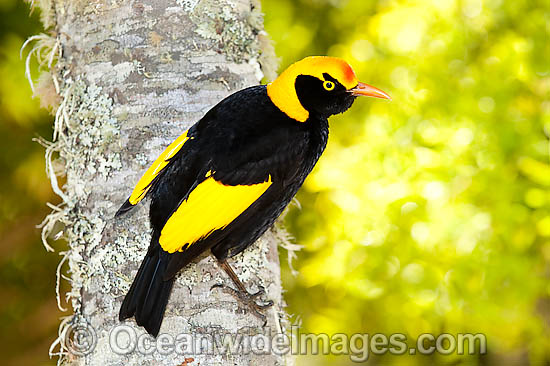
(201, 86, 330, 260)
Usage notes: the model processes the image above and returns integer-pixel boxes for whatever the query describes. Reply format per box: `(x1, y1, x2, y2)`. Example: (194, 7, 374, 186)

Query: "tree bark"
(31, 1, 289, 365)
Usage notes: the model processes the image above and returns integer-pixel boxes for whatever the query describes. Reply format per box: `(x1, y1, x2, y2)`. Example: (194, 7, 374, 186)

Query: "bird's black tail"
(119, 247, 174, 337)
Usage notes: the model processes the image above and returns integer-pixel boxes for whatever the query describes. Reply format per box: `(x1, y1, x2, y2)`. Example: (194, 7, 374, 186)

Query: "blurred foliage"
(2, 0, 549, 365)
(262, 0, 550, 364)
(0, 1, 61, 366)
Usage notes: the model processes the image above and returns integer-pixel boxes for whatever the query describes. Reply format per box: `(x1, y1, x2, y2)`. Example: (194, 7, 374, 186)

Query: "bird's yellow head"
(267, 56, 390, 122)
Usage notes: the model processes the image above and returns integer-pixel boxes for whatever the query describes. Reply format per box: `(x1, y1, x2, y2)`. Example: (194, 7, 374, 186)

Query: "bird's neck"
(266, 79, 309, 123)
(304, 115, 329, 168)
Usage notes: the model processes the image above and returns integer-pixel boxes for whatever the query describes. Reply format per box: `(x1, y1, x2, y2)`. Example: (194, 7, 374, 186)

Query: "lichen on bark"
(26, 0, 293, 365)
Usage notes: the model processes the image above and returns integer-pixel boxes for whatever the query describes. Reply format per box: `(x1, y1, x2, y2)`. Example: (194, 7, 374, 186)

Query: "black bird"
(116, 56, 391, 336)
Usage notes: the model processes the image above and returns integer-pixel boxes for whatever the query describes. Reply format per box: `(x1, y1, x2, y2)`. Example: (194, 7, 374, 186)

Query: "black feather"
(119, 239, 174, 337)
(115, 198, 135, 217)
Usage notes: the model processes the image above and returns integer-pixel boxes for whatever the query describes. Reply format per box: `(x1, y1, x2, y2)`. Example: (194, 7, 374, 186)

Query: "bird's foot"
(211, 283, 274, 324)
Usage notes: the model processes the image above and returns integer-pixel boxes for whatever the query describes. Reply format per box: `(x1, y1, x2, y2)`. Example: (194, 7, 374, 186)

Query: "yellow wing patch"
(128, 130, 190, 205)
(159, 175, 272, 253)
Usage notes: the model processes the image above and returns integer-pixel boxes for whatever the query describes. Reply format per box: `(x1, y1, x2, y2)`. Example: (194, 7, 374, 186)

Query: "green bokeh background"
(1, 0, 549, 365)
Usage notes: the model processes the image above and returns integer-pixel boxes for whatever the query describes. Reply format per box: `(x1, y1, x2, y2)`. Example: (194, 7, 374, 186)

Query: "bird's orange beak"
(349, 82, 391, 100)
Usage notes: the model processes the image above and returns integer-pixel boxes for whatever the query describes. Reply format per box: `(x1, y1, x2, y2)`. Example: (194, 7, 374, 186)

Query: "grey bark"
(32, 0, 290, 365)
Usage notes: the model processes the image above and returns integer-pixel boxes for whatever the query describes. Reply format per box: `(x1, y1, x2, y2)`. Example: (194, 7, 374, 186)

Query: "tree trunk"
(29, 1, 290, 365)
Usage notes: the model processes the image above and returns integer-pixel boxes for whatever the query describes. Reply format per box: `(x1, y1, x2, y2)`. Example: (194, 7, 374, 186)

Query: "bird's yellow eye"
(323, 80, 335, 91)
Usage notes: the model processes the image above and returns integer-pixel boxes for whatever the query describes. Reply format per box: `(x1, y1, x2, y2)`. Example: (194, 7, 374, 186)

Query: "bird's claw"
(249, 285, 266, 298)
(211, 283, 273, 323)
(258, 299, 274, 308)
(210, 283, 224, 291)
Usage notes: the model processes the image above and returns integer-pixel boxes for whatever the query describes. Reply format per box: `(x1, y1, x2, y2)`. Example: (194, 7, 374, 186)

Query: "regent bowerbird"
(116, 56, 391, 336)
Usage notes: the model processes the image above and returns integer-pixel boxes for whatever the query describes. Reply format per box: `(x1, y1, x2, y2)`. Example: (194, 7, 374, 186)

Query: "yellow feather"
(128, 130, 190, 205)
(159, 175, 272, 253)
